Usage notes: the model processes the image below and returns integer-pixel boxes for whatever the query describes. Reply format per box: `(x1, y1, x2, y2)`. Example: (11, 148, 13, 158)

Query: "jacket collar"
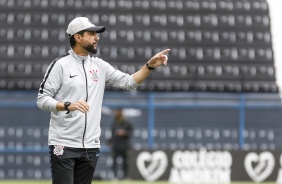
(69, 49, 90, 64)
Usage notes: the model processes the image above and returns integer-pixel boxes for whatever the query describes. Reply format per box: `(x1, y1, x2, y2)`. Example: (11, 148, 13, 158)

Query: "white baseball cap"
(66, 17, 105, 37)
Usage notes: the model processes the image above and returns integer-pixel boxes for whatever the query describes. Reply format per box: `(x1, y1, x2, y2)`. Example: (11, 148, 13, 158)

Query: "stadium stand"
(0, 0, 278, 92)
(1, 0, 281, 180)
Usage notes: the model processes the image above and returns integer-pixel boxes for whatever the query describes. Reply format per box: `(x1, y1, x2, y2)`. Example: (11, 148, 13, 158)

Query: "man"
(37, 17, 169, 184)
(109, 109, 132, 179)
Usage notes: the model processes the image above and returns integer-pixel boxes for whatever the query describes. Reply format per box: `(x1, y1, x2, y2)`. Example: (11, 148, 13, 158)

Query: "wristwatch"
(146, 63, 155, 70)
(64, 102, 71, 114)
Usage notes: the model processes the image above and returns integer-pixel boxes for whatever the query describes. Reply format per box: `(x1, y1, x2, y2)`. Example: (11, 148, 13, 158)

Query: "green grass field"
(0, 181, 276, 184)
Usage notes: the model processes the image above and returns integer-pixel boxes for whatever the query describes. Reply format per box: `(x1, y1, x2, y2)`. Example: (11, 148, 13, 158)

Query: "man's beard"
(83, 44, 97, 54)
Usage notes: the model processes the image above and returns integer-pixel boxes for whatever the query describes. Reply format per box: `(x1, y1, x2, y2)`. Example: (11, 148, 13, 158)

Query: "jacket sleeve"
(103, 61, 139, 90)
(36, 61, 63, 113)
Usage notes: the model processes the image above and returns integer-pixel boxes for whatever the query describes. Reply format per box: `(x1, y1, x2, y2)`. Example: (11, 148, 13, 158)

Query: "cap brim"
(85, 26, 105, 33)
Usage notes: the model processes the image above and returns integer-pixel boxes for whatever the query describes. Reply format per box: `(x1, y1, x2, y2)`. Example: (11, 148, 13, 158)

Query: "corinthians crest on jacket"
(90, 69, 99, 81)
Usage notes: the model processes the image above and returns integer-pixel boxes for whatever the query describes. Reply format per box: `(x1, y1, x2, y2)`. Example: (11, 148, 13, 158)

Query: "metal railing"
(0, 91, 282, 152)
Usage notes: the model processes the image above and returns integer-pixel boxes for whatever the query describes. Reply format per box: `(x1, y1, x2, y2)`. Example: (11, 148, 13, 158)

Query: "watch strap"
(64, 102, 71, 114)
(146, 63, 155, 70)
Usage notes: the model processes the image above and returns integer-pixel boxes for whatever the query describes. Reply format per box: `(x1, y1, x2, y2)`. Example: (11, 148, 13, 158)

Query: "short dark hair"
(69, 30, 86, 48)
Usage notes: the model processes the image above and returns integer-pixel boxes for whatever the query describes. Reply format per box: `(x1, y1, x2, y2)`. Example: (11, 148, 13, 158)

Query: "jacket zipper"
(82, 60, 88, 148)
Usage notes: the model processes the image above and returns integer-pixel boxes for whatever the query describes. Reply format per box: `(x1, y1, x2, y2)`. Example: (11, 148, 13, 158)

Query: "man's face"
(115, 109, 123, 119)
(81, 31, 99, 54)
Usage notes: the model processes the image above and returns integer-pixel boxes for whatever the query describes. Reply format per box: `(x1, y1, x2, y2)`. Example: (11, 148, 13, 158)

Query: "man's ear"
(74, 34, 82, 43)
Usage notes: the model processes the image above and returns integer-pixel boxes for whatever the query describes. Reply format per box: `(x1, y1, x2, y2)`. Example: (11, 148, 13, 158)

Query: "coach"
(36, 17, 169, 184)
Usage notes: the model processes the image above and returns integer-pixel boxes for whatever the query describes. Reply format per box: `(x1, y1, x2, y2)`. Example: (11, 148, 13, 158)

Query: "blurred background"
(0, 0, 282, 183)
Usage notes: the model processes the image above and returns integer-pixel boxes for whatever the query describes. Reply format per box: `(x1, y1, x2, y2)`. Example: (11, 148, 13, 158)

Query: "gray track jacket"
(37, 50, 138, 148)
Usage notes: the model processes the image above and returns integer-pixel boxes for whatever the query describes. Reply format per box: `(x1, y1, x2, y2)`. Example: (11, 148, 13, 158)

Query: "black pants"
(49, 145, 100, 184)
(112, 150, 128, 179)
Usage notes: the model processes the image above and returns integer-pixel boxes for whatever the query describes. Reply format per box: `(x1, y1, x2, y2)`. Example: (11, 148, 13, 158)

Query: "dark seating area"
(0, 0, 277, 92)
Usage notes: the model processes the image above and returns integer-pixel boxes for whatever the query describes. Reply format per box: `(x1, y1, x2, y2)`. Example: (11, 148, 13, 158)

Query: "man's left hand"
(147, 49, 170, 68)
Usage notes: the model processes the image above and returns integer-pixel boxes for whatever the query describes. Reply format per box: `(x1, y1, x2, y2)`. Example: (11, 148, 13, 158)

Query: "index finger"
(159, 49, 170, 55)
